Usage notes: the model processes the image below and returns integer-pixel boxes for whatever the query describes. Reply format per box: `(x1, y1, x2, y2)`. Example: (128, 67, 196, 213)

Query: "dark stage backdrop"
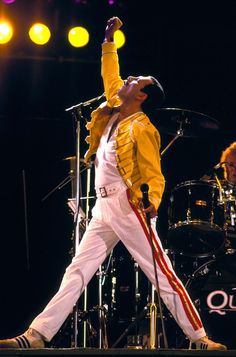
(0, 0, 235, 348)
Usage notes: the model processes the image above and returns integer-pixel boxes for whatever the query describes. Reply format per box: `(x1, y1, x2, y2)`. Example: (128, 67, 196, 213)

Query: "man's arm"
(104, 16, 123, 43)
(102, 17, 123, 104)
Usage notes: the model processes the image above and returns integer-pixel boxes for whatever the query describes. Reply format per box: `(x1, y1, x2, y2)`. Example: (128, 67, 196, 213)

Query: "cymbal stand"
(226, 192, 236, 227)
(160, 116, 186, 157)
(214, 173, 224, 205)
(41, 172, 74, 202)
(97, 265, 109, 348)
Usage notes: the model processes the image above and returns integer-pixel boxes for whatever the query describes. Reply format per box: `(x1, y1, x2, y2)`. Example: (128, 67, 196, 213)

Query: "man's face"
(118, 75, 153, 101)
(225, 153, 236, 185)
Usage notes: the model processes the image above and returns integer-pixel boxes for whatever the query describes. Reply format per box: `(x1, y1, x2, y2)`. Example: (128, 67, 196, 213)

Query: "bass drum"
(168, 180, 225, 257)
(185, 253, 236, 349)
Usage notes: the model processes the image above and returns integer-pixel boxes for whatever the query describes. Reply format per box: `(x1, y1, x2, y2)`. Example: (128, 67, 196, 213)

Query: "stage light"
(0, 20, 13, 44)
(114, 29, 125, 49)
(2, 0, 16, 3)
(74, 0, 87, 3)
(68, 26, 89, 47)
(29, 23, 51, 45)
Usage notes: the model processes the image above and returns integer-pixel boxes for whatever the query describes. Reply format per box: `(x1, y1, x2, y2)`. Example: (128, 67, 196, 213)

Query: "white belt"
(96, 183, 123, 198)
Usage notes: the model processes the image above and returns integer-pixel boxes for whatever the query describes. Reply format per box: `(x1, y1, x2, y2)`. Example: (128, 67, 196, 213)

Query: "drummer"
(220, 142, 236, 249)
(220, 141, 236, 187)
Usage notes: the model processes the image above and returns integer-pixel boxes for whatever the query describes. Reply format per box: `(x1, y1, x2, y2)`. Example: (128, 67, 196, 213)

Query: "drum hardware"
(109, 264, 168, 348)
(223, 189, 236, 227)
(96, 256, 114, 349)
(214, 173, 224, 205)
(99, 243, 165, 349)
(126, 334, 149, 349)
(70, 306, 108, 348)
(111, 305, 149, 348)
(110, 302, 169, 349)
(221, 186, 236, 250)
(185, 259, 217, 289)
(41, 171, 75, 203)
(199, 165, 236, 249)
(78, 306, 108, 348)
(168, 250, 211, 286)
(229, 204, 235, 227)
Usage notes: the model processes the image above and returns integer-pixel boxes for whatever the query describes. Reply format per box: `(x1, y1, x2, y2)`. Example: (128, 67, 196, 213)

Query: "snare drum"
(168, 180, 225, 257)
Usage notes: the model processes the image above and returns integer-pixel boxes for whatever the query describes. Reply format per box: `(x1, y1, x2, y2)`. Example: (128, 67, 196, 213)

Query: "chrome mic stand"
(140, 184, 168, 349)
(65, 93, 106, 348)
(65, 101, 88, 347)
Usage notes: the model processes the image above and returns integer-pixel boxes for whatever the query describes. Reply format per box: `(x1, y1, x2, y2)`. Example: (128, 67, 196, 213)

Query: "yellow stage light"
(29, 23, 51, 45)
(68, 26, 89, 48)
(114, 29, 125, 49)
(0, 21, 13, 44)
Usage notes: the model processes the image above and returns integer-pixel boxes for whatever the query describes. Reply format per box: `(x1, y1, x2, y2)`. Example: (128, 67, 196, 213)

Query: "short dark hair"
(140, 76, 165, 115)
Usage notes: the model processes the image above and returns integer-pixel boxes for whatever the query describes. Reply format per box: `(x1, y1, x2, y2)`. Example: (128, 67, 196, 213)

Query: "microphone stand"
(65, 93, 105, 115)
(65, 100, 87, 347)
(140, 184, 168, 349)
(145, 216, 168, 349)
(65, 93, 105, 348)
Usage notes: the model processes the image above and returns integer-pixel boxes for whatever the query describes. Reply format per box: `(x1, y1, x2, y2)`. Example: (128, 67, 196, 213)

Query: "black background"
(0, 0, 236, 348)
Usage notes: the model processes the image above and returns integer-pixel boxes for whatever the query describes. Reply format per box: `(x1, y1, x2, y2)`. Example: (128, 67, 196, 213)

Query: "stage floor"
(0, 348, 235, 357)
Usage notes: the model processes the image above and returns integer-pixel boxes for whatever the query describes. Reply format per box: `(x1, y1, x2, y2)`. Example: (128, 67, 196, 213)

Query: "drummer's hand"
(104, 16, 123, 42)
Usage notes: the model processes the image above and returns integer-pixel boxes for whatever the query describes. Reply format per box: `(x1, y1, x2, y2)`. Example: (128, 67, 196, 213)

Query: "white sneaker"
(193, 336, 227, 350)
(0, 328, 44, 349)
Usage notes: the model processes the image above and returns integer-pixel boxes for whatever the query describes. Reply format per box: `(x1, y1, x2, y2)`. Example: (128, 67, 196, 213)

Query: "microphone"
(213, 162, 227, 170)
(200, 162, 227, 181)
(65, 93, 105, 112)
(140, 183, 151, 226)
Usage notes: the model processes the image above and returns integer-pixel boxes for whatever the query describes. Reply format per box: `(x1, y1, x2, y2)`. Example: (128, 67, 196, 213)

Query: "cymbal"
(62, 156, 95, 165)
(155, 108, 219, 137)
(63, 156, 76, 161)
(63, 156, 85, 163)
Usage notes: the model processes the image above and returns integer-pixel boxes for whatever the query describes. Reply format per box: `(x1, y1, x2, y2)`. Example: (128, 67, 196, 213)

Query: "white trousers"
(30, 182, 206, 342)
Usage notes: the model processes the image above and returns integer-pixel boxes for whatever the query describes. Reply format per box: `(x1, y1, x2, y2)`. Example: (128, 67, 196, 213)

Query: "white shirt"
(95, 113, 123, 188)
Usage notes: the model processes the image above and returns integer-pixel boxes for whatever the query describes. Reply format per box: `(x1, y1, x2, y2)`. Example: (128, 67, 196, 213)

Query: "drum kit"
(157, 108, 236, 349)
(166, 177, 236, 348)
(61, 107, 236, 349)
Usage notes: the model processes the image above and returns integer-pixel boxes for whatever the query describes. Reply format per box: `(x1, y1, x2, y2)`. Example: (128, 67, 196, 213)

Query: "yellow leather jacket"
(84, 42, 165, 211)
